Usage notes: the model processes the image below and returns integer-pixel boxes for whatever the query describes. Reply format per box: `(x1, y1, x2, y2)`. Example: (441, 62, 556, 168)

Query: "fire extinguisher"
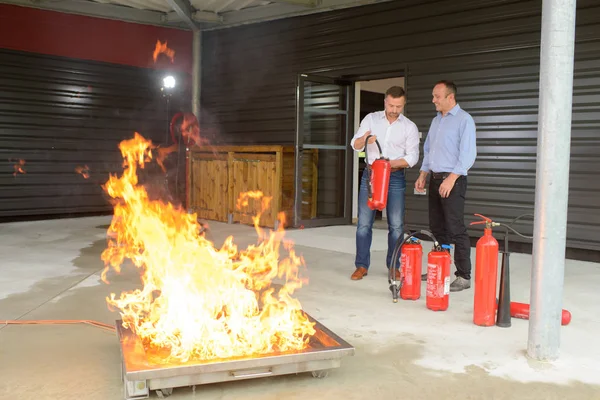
(426, 243, 452, 311)
(389, 230, 436, 303)
(470, 214, 500, 326)
(363, 135, 391, 211)
(510, 302, 572, 326)
(400, 238, 423, 300)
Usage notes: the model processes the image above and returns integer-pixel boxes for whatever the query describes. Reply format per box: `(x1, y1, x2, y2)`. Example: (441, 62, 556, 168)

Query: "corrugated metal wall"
(201, 0, 600, 253)
(0, 49, 188, 219)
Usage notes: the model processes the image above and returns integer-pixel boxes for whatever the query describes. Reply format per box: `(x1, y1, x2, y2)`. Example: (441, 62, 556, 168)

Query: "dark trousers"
(428, 175, 472, 280)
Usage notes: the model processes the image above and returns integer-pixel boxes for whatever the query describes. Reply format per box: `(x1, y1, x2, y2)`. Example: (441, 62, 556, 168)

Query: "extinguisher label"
(444, 276, 450, 295)
(401, 253, 410, 282)
(426, 263, 438, 298)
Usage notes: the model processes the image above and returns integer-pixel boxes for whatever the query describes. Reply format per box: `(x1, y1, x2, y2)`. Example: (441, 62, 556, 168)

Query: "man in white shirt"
(349, 86, 420, 280)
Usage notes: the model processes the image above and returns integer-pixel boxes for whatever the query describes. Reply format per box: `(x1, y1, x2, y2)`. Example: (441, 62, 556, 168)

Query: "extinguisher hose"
(363, 135, 384, 200)
(389, 229, 441, 283)
(496, 213, 534, 253)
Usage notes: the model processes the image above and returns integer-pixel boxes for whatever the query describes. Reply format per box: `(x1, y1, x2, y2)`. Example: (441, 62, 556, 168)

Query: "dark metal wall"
(201, 0, 600, 253)
(0, 49, 188, 220)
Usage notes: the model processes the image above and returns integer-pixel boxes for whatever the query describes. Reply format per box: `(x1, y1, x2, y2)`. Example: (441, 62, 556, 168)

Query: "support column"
(192, 29, 201, 120)
(528, 0, 577, 361)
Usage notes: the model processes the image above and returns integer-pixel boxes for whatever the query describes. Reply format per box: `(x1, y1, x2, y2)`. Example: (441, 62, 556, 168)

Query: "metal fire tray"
(117, 313, 355, 399)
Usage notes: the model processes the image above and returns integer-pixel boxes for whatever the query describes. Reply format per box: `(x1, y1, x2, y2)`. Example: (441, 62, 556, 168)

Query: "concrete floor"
(1, 216, 600, 400)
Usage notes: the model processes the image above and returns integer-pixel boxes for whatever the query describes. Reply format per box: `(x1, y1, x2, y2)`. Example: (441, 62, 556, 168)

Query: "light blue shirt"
(420, 104, 477, 176)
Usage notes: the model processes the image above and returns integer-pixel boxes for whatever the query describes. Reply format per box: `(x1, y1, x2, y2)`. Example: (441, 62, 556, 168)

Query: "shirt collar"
(438, 103, 461, 117)
(380, 111, 403, 123)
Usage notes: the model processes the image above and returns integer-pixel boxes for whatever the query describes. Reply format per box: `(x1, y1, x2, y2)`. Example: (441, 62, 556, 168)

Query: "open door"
(294, 74, 354, 228)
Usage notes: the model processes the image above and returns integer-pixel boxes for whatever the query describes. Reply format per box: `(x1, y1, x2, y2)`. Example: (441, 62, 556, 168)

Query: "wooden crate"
(187, 145, 318, 228)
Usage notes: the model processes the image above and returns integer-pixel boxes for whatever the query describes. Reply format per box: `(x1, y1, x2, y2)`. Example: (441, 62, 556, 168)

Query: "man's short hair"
(435, 80, 457, 98)
(385, 86, 406, 99)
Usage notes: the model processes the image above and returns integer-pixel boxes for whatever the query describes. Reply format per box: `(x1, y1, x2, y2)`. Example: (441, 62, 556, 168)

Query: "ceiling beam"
(210, 0, 394, 29)
(165, 0, 200, 30)
(0, 0, 179, 28)
(165, 10, 222, 24)
(268, 0, 319, 7)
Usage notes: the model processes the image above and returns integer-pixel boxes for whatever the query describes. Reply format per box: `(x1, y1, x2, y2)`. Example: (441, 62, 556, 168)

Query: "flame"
(75, 165, 90, 179)
(101, 132, 315, 363)
(153, 40, 175, 63)
(180, 113, 206, 147)
(11, 159, 25, 176)
(155, 144, 178, 172)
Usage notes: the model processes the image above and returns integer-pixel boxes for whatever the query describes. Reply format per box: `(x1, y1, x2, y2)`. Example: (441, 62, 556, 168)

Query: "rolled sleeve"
(404, 123, 420, 168)
(350, 115, 371, 151)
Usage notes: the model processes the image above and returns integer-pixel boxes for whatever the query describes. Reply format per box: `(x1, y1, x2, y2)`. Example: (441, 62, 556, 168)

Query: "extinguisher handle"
(471, 213, 492, 225)
(364, 135, 384, 158)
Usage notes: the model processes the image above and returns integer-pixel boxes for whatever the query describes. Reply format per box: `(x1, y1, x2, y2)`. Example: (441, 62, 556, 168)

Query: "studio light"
(163, 75, 176, 89)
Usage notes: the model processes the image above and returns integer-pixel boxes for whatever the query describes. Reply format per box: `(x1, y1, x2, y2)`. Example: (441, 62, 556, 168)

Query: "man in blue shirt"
(415, 81, 477, 292)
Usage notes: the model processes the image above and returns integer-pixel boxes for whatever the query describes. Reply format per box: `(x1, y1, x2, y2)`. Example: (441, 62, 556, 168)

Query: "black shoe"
(421, 273, 427, 281)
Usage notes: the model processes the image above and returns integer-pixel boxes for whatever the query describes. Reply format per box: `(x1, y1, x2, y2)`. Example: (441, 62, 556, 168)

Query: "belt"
(391, 167, 405, 173)
(431, 172, 451, 179)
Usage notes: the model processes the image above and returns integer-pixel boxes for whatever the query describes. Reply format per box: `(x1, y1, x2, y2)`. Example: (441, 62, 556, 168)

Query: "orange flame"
(12, 159, 25, 176)
(101, 132, 315, 363)
(180, 113, 206, 147)
(153, 40, 175, 63)
(75, 165, 90, 179)
(155, 144, 178, 173)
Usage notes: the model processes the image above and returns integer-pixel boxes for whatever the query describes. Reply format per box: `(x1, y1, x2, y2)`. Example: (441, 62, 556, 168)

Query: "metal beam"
(527, 0, 577, 362)
(210, 0, 395, 29)
(165, 10, 222, 23)
(165, 0, 200, 30)
(268, 0, 319, 7)
(0, 0, 180, 28)
(192, 29, 201, 120)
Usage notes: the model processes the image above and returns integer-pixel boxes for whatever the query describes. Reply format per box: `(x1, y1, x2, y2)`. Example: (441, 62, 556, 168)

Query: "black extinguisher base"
(496, 251, 512, 328)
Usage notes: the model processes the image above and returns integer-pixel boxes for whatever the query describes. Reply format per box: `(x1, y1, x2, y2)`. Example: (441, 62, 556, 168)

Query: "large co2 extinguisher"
(426, 243, 452, 311)
(363, 135, 391, 211)
(470, 214, 500, 326)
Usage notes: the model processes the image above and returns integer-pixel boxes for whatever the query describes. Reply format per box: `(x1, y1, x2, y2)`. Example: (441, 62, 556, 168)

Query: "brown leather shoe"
(351, 267, 368, 280)
(388, 269, 401, 281)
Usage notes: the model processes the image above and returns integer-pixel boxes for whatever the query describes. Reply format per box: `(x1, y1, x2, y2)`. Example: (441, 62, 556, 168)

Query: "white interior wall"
(352, 77, 405, 222)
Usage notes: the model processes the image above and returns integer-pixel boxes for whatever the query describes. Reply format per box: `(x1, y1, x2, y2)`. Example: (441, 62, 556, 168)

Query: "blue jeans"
(355, 169, 406, 270)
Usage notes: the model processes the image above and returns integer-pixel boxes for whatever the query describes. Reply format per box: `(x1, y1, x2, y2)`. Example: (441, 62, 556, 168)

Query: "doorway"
(351, 77, 406, 226)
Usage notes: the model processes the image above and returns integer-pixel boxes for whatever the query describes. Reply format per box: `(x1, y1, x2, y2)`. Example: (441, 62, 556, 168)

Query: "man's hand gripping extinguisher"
(363, 135, 391, 211)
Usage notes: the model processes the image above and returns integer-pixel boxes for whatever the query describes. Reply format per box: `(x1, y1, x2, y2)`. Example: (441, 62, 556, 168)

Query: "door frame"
(294, 73, 354, 228)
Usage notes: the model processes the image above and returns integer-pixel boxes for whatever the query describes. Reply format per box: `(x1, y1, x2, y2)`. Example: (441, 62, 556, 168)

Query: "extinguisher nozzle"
(496, 251, 512, 328)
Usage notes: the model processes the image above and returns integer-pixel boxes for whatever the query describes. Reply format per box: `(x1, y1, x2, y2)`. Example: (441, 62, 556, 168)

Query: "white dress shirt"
(350, 111, 420, 167)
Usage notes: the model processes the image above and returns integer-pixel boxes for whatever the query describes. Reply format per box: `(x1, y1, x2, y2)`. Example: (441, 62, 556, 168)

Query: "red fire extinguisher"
(363, 135, 391, 211)
(400, 237, 423, 300)
(510, 302, 572, 326)
(426, 244, 452, 311)
(470, 214, 500, 326)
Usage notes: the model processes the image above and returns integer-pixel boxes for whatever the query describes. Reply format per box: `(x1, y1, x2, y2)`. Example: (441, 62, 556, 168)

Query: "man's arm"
(390, 123, 419, 169)
(350, 115, 372, 151)
(451, 115, 477, 176)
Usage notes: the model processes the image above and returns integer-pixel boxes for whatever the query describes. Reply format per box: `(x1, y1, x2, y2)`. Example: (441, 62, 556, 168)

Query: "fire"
(75, 165, 90, 179)
(153, 40, 175, 63)
(11, 159, 25, 176)
(101, 133, 315, 363)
